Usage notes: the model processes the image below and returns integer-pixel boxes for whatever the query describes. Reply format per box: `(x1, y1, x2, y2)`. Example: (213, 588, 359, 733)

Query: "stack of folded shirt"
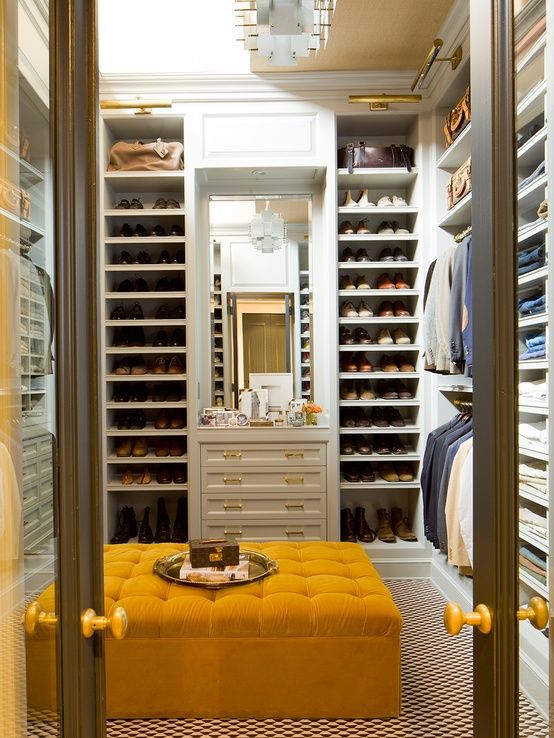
(519, 420, 548, 448)
(519, 507, 547, 540)
(518, 378, 548, 404)
(518, 290, 545, 317)
(519, 160, 545, 190)
(517, 242, 546, 276)
(519, 331, 546, 361)
(519, 545, 547, 586)
(519, 460, 547, 497)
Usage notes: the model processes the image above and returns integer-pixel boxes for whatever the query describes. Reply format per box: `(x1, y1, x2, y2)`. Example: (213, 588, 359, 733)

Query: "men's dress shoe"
(392, 195, 408, 207)
(391, 507, 417, 541)
(110, 305, 126, 320)
(134, 278, 149, 292)
(376, 508, 397, 543)
(339, 380, 358, 400)
(341, 410, 356, 428)
(151, 224, 166, 237)
(354, 507, 376, 542)
(118, 279, 133, 292)
(173, 249, 186, 264)
(172, 497, 189, 543)
(342, 246, 356, 262)
(377, 273, 395, 290)
(388, 408, 406, 427)
(377, 300, 394, 317)
(395, 380, 413, 399)
(393, 300, 410, 317)
(173, 466, 187, 484)
(376, 327, 394, 345)
(371, 407, 389, 428)
(115, 438, 132, 457)
(138, 506, 154, 543)
(377, 221, 395, 235)
(116, 411, 131, 430)
(359, 463, 375, 482)
(153, 330, 169, 347)
(339, 274, 356, 290)
(113, 384, 130, 402)
(377, 195, 393, 207)
(114, 358, 131, 376)
(341, 508, 358, 542)
(379, 247, 394, 262)
(169, 277, 185, 292)
(130, 383, 147, 403)
(358, 300, 373, 317)
(130, 356, 148, 375)
(379, 462, 399, 483)
(394, 273, 410, 289)
(355, 248, 371, 262)
(121, 468, 134, 485)
(156, 277, 170, 292)
(169, 411, 186, 429)
(168, 355, 185, 374)
(340, 301, 358, 318)
(131, 438, 148, 457)
(341, 439, 354, 455)
(340, 326, 355, 345)
(130, 198, 144, 209)
(166, 198, 181, 209)
(374, 436, 392, 455)
(153, 197, 167, 209)
(133, 223, 148, 237)
(356, 219, 371, 234)
(129, 411, 146, 430)
(354, 407, 371, 427)
(353, 327, 372, 344)
(356, 189, 373, 207)
(357, 353, 373, 372)
(170, 328, 185, 346)
(343, 466, 360, 483)
(397, 356, 415, 372)
(355, 274, 371, 290)
(136, 465, 150, 483)
(170, 438, 186, 457)
(115, 199, 130, 210)
(155, 304, 170, 320)
(393, 247, 408, 261)
(117, 250, 133, 264)
(341, 353, 358, 372)
(392, 221, 410, 235)
(355, 437, 372, 455)
(339, 220, 355, 234)
(158, 249, 170, 264)
(154, 498, 171, 543)
(377, 379, 398, 399)
(170, 224, 185, 236)
(380, 355, 399, 372)
(119, 223, 133, 237)
(172, 305, 186, 319)
(151, 384, 166, 402)
(134, 250, 152, 264)
(359, 382, 376, 400)
(392, 327, 411, 344)
(129, 303, 144, 320)
(396, 462, 415, 481)
(156, 466, 172, 484)
(390, 434, 407, 454)
(155, 439, 170, 457)
(155, 409, 170, 430)
(153, 356, 170, 374)
(341, 190, 357, 208)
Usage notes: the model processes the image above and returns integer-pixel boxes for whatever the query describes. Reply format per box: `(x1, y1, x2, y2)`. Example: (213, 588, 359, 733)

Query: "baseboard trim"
(430, 553, 473, 611)
(373, 559, 432, 578)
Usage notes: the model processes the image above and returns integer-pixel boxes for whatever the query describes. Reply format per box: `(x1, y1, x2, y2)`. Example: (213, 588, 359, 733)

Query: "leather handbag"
(0, 177, 31, 221)
(446, 157, 472, 210)
(337, 143, 414, 173)
(444, 87, 471, 147)
(107, 138, 184, 172)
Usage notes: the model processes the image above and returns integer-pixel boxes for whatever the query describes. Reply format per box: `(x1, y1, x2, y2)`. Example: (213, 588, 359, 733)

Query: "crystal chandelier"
(236, 0, 337, 67)
(250, 203, 287, 253)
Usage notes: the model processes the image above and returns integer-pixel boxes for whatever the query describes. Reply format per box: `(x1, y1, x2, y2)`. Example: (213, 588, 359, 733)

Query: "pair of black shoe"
(155, 277, 185, 292)
(156, 303, 185, 320)
(117, 278, 148, 292)
(115, 410, 146, 429)
(158, 249, 185, 264)
(110, 497, 188, 544)
(113, 326, 146, 347)
(153, 328, 185, 347)
(119, 223, 184, 238)
(113, 382, 148, 403)
(116, 250, 152, 265)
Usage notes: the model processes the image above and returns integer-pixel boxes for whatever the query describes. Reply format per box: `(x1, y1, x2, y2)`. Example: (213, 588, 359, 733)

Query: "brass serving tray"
(153, 549, 279, 589)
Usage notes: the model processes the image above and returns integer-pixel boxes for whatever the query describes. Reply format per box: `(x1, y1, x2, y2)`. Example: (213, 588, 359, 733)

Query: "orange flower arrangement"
(302, 402, 323, 415)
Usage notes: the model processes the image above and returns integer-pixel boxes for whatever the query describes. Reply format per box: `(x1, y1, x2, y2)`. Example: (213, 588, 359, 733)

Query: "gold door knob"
(24, 601, 57, 636)
(517, 597, 549, 630)
(444, 602, 492, 636)
(81, 606, 128, 640)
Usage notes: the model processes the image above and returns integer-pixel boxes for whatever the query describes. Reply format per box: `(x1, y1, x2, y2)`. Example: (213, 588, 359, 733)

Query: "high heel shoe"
(341, 190, 357, 208)
(356, 189, 374, 207)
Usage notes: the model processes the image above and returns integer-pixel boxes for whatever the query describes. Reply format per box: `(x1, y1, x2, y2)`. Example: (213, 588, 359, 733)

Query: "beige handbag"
(107, 138, 184, 172)
(446, 157, 472, 210)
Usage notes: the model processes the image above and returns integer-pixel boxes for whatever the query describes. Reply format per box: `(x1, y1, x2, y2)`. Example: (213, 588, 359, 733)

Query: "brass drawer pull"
(285, 450, 304, 458)
(223, 502, 243, 510)
(224, 529, 243, 536)
(223, 450, 242, 459)
(285, 529, 305, 536)
(285, 502, 305, 509)
(285, 476, 304, 484)
(223, 477, 242, 485)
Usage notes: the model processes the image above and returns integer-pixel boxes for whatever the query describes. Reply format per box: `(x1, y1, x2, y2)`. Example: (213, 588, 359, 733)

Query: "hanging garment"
(449, 235, 471, 367)
(445, 437, 473, 568)
(457, 442, 474, 566)
(461, 240, 473, 376)
(437, 426, 474, 553)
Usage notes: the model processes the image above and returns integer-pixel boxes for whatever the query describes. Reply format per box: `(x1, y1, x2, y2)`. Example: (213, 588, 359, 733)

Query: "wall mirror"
(209, 195, 312, 411)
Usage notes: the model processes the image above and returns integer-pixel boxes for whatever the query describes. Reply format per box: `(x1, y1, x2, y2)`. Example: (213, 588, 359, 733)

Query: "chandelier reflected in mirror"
(250, 202, 287, 253)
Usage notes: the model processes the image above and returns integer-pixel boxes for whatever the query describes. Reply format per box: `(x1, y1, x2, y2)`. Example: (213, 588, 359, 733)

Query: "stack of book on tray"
(179, 554, 250, 583)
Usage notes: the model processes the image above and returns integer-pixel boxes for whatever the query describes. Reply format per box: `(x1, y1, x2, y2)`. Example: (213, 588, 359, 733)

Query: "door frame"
(52, 0, 104, 735)
(470, 1, 518, 736)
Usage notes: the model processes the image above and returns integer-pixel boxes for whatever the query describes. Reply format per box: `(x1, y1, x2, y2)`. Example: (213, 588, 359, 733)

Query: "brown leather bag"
(107, 138, 184, 172)
(446, 157, 472, 210)
(0, 177, 31, 220)
(444, 87, 471, 147)
(337, 143, 414, 173)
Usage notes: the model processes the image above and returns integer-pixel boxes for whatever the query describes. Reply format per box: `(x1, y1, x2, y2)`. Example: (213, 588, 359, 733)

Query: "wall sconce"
(411, 38, 463, 91)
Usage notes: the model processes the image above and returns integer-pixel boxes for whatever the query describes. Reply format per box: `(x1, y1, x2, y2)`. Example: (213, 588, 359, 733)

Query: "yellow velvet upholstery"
(27, 542, 403, 718)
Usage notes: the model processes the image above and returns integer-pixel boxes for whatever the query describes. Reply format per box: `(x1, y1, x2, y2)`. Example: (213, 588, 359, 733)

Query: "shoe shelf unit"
(211, 271, 225, 406)
(299, 237, 312, 401)
(335, 116, 423, 557)
(100, 114, 189, 544)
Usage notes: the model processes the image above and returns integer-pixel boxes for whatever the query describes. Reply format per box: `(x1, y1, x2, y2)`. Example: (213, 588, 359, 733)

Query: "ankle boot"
(376, 508, 396, 543)
(154, 497, 171, 542)
(354, 506, 376, 542)
(340, 508, 357, 542)
(138, 506, 154, 543)
(391, 507, 417, 541)
(171, 496, 188, 543)
(126, 506, 138, 538)
(110, 507, 129, 544)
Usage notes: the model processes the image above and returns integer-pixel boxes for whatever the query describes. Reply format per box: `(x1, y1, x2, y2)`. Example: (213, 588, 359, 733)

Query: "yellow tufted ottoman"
(27, 542, 402, 718)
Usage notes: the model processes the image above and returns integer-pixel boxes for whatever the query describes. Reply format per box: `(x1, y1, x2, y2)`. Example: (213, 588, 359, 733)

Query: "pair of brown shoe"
(155, 437, 187, 457)
(115, 437, 148, 457)
(341, 352, 373, 372)
(341, 507, 376, 542)
(153, 355, 185, 374)
(380, 355, 415, 372)
(376, 273, 410, 290)
(376, 508, 417, 543)
(154, 409, 186, 429)
(377, 300, 410, 317)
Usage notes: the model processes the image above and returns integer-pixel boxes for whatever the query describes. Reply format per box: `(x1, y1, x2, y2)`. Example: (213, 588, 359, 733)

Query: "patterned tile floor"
(26, 579, 548, 737)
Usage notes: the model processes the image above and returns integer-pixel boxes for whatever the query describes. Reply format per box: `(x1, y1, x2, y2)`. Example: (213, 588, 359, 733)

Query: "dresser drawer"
(22, 432, 52, 460)
(23, 481, 40, 512)
(202, 467, 326, 494)
(202, 492, 326, 518)
(201, 443, 326, 467)
(201, 518, 326, 541)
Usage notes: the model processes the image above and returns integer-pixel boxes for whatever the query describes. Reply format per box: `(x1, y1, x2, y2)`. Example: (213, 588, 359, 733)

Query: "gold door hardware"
(411, 39, 463, 91)
(223, 502, 243, 510)
(24, 602, 57, 636)
(286, 529, 305, 536)
(444, 602, 492, 636)
(223, 450, 242, 459)
(517, 597, 549, 630)
(81, 606, 128, 640)
(224, 529, 243, 536)
(285, 450, 304, 458)
(100, 98, 172, 115)
(285, 476, 304, 484)
(223, 476, 242, 485)
(285, 502, 305, 509)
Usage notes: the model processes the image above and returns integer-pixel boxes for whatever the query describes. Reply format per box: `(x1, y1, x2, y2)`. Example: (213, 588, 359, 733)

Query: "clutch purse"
(444, 86, 471, 148)
(107, 138, 184, 172)
(446, 157, 472, 210)
(337, 143, 415, 173)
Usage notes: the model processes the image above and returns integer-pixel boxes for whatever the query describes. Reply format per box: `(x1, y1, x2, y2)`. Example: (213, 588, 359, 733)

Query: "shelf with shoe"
(337, 169, 419, 189)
